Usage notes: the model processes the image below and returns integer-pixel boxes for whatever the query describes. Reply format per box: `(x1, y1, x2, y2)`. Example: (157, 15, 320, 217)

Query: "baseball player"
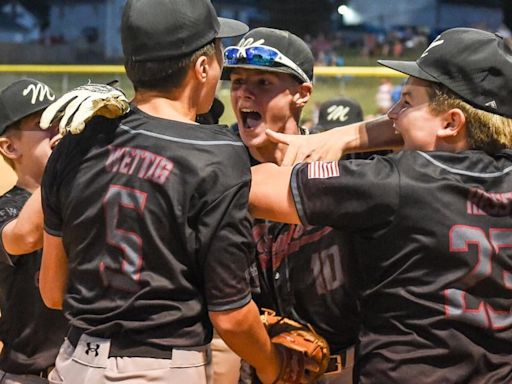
(37, 1, 289, 383)
(249, 27, 512, 383)
(222, 27, 360, 383)
(0, 79, 67, 383)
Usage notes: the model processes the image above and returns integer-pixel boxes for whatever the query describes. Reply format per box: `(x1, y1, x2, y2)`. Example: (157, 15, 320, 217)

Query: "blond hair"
(427, 83, 512, 154)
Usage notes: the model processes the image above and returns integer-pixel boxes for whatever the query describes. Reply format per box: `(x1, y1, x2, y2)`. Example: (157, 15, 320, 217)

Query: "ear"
(292, 83, 313, 108)
(437, 108, 466, 139)
(193, 55, 209, 84)
(0, 137, 20, 161)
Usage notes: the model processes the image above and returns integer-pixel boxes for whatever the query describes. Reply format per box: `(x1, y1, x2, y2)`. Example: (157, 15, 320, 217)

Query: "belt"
(66, 326, 174, 359)
(38, 366, 54, 378)
(324, 345, 355, 375)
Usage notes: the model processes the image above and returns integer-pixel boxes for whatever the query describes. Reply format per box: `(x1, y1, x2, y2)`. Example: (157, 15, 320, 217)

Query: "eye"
(258, 78, 271, 86)
(231, 78, 244, 87)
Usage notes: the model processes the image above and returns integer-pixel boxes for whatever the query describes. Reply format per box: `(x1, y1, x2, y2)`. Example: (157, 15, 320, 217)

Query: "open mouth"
(240, 108, 262, 129)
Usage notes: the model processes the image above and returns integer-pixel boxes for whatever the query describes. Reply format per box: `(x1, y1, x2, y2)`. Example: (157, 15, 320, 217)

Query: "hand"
(40, 82, 130, 135)
(266, 129, 344, 166)
(259, 309, 330, 383)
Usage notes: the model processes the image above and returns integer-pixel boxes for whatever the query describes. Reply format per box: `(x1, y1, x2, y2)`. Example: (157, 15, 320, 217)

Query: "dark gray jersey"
(42, 108, 255, 350)
(0, 186, 67, 374)
(292, 150, 512, 384)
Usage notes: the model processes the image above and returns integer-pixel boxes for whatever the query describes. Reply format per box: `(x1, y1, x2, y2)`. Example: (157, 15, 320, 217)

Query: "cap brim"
(221, 64, 305, 82)
(218, 18, 249, 38)
(378, 60, 439, 83)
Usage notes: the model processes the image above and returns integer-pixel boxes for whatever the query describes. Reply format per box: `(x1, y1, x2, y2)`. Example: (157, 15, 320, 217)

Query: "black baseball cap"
(314, 97, 364, 132)
(221, 27, 314, 83)
(122, 0, 249, 62)
(0, 78, 55, 136)
(378, 27, 512, 118)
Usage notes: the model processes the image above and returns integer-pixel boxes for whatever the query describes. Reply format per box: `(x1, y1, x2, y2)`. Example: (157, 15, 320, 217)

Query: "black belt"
(38, 366, 54, 379)
(324, 346, 354, 374)
(67, 326, 174, 359)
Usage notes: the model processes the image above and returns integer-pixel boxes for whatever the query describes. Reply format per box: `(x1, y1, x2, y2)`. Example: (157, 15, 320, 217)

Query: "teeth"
(241, 108, 256, 113)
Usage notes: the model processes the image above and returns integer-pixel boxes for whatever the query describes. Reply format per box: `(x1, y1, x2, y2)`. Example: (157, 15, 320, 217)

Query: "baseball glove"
(261, 309, 330, 383)
(40, 81, 130, 135)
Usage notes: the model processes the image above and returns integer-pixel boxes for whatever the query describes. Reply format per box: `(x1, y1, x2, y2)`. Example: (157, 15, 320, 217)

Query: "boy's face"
(1, 112, 60, 177)
(387, 77, 445, 151)
(229, 68, 304, 149)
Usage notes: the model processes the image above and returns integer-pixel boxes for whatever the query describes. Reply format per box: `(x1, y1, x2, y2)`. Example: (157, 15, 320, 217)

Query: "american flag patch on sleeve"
(307, 161, 340, 179)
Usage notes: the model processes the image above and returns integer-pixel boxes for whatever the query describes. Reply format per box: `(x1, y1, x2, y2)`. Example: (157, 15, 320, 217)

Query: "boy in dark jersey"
(221, 27, 359, 384)
(38, 1, 286, 383)
(0, 79, 67, 383)
(250, 27, 512, 384)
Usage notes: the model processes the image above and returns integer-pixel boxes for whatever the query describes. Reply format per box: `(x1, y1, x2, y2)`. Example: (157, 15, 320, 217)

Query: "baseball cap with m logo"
(378, 27, 512, 118)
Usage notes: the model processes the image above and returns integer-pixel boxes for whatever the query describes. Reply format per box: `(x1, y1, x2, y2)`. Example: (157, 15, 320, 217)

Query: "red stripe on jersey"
(308, 161, 340, 179)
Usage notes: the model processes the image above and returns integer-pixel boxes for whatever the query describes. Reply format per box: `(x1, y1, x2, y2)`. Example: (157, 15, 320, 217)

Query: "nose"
(387, 101, 401, 120)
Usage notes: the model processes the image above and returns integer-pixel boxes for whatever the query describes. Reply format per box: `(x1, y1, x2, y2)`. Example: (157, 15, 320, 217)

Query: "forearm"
(249, 163, 300, 223)
(210, 300, 281, 383)
(333, 115, 402, 154)
(2, 187, 44, 254)
(40, 232, 68, 309)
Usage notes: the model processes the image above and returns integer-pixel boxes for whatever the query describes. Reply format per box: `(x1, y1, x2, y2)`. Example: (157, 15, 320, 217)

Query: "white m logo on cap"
(23, 83, 55, 105)
(326, 105, 350, 122)
(421, 35, 445, 58)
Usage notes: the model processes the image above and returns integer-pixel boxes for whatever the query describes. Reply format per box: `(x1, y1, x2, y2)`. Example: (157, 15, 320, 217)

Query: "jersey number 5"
(100, 185, 147, 292)
(445, 224, 512, 330)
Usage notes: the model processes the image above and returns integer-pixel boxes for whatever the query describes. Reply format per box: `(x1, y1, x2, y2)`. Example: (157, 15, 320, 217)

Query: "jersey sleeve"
(291, 157, 400, 231)
(0, 192, 23, 265)
(41, 140, 65, 237)
(199, 148, 255, 312)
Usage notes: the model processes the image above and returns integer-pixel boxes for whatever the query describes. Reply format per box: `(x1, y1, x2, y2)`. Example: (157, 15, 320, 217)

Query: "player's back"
(42, 107, 253, 350)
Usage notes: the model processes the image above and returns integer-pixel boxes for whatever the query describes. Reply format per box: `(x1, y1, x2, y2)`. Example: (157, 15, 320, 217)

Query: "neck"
(132, 89, 198, 124)
(15, 171, 40, 193)
(249, 142, 288, 165)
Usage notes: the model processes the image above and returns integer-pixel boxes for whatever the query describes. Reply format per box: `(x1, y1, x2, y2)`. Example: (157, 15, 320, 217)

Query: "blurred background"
(0, 0, 511, 191)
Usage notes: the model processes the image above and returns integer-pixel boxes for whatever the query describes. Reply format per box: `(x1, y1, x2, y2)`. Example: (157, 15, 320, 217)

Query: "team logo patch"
(307, 161, 340, 179)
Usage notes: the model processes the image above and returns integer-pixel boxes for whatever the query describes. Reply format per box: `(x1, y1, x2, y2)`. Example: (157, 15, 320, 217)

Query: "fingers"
(281, 144, 300, 167)
(39, 91, 80, 129)
(265, 129, 291, 144)
(59, 93, 94, 135)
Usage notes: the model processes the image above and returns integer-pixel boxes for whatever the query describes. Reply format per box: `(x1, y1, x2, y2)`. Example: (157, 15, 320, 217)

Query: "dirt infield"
(0, 157, 16, 195)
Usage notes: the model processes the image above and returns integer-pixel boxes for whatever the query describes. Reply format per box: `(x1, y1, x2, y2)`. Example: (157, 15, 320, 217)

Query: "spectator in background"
(310, 97, 363, 134)
(375, 78, 393, 114)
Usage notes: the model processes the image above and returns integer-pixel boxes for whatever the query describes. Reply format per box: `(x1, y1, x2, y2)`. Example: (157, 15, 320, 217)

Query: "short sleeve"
(0, 191, 24, 265)
(200, 180, 254, 312)
(41, 138, 66, 237)
(291, 157, 400, 231)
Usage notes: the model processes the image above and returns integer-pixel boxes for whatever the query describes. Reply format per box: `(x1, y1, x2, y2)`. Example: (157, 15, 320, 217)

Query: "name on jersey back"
(105, 146, 174, 184)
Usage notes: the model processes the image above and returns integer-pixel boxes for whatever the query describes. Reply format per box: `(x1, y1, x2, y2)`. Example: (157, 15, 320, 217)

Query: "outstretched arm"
(249, 163, 300, 224)
(268, 115, 402, 166)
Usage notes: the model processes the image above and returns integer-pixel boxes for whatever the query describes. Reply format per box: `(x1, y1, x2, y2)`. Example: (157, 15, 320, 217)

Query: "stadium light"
(337, 4, 362, 25)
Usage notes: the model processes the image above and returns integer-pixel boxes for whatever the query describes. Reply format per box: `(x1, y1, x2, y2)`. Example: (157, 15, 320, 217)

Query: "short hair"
(125, 40, 216, 91)
(427, 83, 512, 154)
